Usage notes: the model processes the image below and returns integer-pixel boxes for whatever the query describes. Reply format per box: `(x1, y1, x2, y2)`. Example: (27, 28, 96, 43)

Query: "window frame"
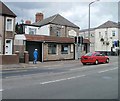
(6, 17, 14, 31)
(48, 43, 57, 54)
(61, 44, 68, 54)
(112, 30, 115, 36)
(29, 28, 37, 35)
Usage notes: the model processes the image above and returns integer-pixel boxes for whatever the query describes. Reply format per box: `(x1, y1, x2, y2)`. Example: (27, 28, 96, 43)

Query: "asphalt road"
(2, 56, 118, 99)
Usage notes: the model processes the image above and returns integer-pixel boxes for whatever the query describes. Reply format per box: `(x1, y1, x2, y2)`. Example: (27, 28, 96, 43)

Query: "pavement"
(0, 59, 81, 70)
(0, 56, 118, 70)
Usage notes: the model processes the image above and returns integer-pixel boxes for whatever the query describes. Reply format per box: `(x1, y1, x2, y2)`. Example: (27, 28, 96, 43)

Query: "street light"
(88, 0, 100, 52)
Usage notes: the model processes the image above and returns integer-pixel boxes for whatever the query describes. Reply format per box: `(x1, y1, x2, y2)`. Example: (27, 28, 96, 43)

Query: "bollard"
(24, 51, 29, 64)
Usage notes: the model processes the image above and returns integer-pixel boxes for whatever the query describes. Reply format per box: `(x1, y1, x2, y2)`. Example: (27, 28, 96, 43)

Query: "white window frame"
(112, 30, 115, 36)
(29, 28, 37, 35)
(6, 17, 14, 31)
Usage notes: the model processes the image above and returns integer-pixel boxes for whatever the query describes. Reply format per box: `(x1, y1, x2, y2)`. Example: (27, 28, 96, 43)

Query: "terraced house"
(79, 21, 120, 55)
(0, 2, 19, 64)
(14, 13, 81, 62)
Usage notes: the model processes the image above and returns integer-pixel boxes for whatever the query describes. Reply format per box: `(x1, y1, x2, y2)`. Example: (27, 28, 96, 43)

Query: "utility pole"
(88, 0, 100, 52)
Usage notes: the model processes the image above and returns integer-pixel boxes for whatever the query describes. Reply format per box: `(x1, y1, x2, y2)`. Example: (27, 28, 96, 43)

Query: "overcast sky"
(1, 0, 119, 29)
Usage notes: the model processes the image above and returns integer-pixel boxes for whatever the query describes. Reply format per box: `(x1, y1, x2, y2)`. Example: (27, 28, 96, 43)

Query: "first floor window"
(99, 32, 101, 38)
(6, 17, 13, 31)
(48, 44, 56, 54)
(112, 31, 115, 36)
(61, 44, 68, 54)
(29, 28, 37, 35)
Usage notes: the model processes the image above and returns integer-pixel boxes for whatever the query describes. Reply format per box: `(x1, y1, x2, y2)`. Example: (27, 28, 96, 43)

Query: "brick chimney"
(35, 13, 44, 22)
(25, 20, 31, 24)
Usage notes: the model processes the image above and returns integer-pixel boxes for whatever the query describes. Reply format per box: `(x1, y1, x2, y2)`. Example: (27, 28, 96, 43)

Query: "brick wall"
(0, 54, 19, 65)
(43, 43, 74, 61)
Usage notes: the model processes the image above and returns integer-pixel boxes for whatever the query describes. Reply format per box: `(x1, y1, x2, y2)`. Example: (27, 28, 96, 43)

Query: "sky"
(1, 0, 119, 29)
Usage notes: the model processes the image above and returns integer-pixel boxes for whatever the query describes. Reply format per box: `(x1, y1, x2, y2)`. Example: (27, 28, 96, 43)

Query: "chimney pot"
(25, 20, 31, 24)
(35, 12, 44, 22)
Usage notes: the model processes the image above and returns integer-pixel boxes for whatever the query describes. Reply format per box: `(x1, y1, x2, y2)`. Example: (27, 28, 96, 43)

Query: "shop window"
(61, 44, 68, 54)
(48, 44, 56, 54)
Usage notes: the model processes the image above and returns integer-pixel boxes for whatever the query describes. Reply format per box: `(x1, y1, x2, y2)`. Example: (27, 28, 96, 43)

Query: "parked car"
(80, 52, 109, 65)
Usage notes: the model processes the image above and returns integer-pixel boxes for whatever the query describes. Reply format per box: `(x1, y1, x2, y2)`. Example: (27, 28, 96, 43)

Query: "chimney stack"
(25, 20, 31, 24)
(35, 13, 44, 22)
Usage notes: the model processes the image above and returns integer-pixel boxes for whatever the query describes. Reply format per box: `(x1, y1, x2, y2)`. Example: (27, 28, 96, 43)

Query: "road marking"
(98, 67, 118, 73)
(40, 75, 86, 85)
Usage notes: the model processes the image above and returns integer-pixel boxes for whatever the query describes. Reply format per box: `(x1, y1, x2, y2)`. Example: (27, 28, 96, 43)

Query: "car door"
(100, 53, 106, 62)
(95, 53, 102, 62)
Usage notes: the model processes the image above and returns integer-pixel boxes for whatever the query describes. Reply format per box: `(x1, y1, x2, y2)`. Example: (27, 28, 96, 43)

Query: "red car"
(81, 52, 109, 65)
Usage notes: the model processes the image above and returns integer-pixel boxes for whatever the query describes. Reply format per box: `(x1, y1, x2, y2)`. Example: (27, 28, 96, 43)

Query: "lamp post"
(88, 0, 100, 52)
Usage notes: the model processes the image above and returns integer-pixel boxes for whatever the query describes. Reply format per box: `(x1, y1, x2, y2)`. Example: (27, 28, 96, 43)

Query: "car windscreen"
(84, 52, 93, 56)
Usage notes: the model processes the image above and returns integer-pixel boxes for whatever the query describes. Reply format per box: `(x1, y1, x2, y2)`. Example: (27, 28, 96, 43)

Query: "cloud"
(3, 1, 119, 29)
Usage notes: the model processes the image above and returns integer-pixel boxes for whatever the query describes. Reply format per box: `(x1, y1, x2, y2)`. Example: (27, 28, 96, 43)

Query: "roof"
(32, 14, 79, 29)
(0, 1, 16, 17)
(25, 34, 89, 44)
(97, 21, 118, 29)
(79, 28, 95, 32)
(25, 34, 75, 43)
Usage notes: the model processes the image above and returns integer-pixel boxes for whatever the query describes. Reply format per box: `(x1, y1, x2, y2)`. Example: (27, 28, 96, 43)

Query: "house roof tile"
(0, 1, 16, 17)
(32, 14, 79, 28)
(97, 21, 118, 28)
(25, 35, 90, 44)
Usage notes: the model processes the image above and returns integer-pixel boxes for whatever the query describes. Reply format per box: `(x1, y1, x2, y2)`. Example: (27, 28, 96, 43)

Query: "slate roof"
(32, 14, 79, 29)
(79, 28, 96, 32)
(0, 1, 16, 17)
(97, 21, 118, 28)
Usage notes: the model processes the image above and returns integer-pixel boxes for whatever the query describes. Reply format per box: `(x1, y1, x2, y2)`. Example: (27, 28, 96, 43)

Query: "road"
(2, 56, 118, 99)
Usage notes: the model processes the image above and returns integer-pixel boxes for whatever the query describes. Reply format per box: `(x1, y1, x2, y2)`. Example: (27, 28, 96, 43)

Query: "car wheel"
(106, 58, 109, 63)
(95, 60, 98, 65)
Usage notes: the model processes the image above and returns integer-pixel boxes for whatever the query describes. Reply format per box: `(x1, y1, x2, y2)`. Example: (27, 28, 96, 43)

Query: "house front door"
(5, 39, 12, 55)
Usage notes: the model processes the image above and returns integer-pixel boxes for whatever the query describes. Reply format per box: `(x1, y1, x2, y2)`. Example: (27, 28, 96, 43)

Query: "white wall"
(25, 25, 50, 36)
(95, 28, 118, 52)
(37, 25, 50, 36)
(25, 26, 38, 35)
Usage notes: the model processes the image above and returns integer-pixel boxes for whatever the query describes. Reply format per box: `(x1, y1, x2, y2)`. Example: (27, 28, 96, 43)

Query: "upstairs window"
(6, 17, 14, 31)
(105, 31, 107, 37)
(56, 30, 61, 37)
(112, 31, 115, 36)
(29, 28, 37, 35)
(99, 32, 101, 38)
